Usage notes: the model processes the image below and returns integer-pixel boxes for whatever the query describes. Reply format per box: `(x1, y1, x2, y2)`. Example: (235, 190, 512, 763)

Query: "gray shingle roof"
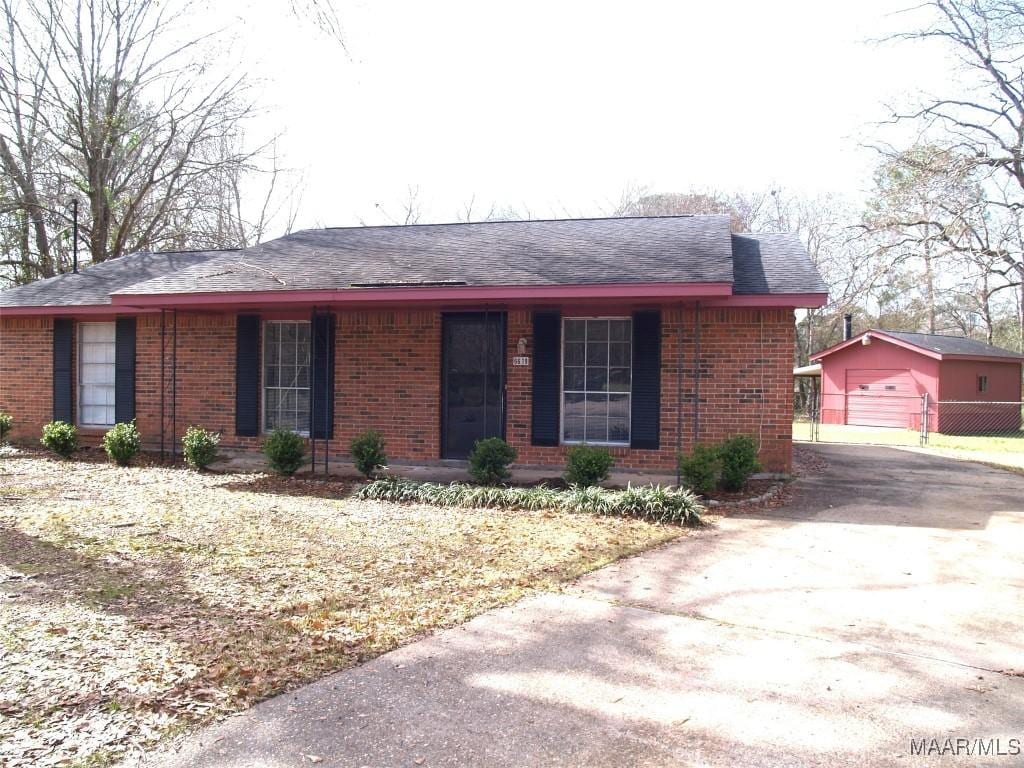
(115, 216, 736, 295)
(0, 250, 224, 308)
(731, 233, 828, 295)
(881, 330, 1024, 360)
(1, 216, 827, 308)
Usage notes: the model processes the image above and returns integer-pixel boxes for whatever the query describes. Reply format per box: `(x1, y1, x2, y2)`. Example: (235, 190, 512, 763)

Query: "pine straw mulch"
(0, 450, 686, 767)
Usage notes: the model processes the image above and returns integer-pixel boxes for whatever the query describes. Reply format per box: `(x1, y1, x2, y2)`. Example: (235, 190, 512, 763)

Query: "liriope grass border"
(355, 476, 703, 526)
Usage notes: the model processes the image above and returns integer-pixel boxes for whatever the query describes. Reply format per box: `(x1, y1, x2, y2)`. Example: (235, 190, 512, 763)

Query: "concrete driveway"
(147, 445, 1024, 767)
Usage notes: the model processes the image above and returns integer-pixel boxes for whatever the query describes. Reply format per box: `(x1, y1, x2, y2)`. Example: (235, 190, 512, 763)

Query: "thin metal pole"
(675, 304, 684, 486)
(483, 307, 489, 440)
(693, 302, 702, 443)
(171, 309, 177, 459)
(160, 309, 166, 460)
(310, 307, 317, 474)
(71, 199, 79, 274)
(324, 312, 330, 475)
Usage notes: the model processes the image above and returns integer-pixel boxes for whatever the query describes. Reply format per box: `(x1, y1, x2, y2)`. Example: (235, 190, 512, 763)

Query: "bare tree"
(0, 0, 260, 280)
(888, 0, 1024, 348)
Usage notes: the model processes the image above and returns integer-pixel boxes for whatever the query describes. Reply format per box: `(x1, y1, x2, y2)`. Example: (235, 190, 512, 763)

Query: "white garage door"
(846, 369, 918, 428)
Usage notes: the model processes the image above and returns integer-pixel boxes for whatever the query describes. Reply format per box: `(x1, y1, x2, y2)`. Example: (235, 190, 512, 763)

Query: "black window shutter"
(52, 318, 73, 423)
(235, 315, 260, 437)
(310, 313, 336, 439)
(630, 310, 661, 449)
(114, 317, 136, 423)
(531, 311, 561, 446)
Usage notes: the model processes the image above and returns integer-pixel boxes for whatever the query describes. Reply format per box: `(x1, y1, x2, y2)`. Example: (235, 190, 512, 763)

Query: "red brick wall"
(334, 311, 441, 460)
(0, 317, 53, 442)
(0, 305, 794, 472)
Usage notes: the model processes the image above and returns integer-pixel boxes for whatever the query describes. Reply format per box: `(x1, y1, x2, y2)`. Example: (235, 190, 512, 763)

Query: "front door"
(442, 312, 506, 459)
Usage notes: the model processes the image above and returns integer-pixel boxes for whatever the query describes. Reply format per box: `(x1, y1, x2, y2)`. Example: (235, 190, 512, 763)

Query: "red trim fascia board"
(702, 292, 828, 309)
(940, 354, 1024, 363)
(0, 304, 158, 318)
(109, 282, 734, 308)
(810, 330, 942, 362)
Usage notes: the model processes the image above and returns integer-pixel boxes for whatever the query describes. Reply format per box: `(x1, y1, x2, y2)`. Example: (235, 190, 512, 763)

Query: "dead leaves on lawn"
(0, 453, 681, 766)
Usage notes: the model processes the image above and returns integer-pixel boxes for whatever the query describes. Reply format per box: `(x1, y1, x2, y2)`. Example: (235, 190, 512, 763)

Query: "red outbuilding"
(811, 329, 1024, 434)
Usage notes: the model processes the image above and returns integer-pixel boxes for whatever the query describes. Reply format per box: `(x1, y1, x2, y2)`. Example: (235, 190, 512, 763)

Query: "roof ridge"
(316, 213, 732, 233)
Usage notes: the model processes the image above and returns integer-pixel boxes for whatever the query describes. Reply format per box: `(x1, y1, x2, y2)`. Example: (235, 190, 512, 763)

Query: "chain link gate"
(797, 389, 1024, 468)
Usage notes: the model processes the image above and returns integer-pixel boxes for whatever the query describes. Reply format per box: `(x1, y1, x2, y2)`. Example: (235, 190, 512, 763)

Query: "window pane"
(564, 391, 585, 419)
(295, 364, 310, 388)
(585, 393, 608, 418)
(609, 320, 631, 341)
(564, 342, 585, 366)
(564, 319, 586, 342)
(609, 367, 631, 392)
(564, 367, 585, 391)
(563, 416, 585, 442)
(587, 320, 608, 341)
(585, 367, 608, 391)
(586, 342, 608, 366)
(585, 418, 607, 442)
(609, 342, 630, 367)
(608, 418, 629, 442)
(608, 393, 630, 419)
(81, 323, 115, 343)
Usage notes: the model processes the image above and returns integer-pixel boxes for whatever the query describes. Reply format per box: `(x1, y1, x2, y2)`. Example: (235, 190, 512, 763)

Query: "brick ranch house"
(0, 215, 827, 474)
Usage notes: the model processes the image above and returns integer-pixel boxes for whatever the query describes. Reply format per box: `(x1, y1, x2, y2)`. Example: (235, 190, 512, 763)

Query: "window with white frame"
(263, 320, 311, 433)
(562, 317, 632, 444)
(78, 322, 116, 427)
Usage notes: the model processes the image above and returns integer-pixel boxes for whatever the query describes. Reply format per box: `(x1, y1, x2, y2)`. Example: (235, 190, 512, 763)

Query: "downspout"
(675, 303, 684, 486)
(171, 309, 177, 460)
(310, 306, 317, 474)
(160, 309, 166, 460)
(693, 302, 702, 444)
(323, 309, 330, 475)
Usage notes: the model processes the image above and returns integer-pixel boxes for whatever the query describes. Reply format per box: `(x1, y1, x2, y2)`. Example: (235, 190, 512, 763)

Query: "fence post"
(920, 393, 929, 447)
(812, 383, 820, 442)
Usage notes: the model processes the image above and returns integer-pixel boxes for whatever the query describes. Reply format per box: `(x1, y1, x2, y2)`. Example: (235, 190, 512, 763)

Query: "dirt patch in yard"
(0, 452, 684, 767)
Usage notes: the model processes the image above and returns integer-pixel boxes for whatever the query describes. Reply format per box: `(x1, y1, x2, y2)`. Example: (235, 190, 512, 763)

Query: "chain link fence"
(795, 392, 1024, 467)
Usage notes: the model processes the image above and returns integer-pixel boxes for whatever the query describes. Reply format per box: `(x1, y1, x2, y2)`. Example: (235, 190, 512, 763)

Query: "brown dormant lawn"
(0, 450, 686, 767)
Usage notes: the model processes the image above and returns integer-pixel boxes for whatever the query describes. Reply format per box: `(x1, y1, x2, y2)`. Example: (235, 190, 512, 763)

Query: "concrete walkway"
(147, 445, 1024, 767)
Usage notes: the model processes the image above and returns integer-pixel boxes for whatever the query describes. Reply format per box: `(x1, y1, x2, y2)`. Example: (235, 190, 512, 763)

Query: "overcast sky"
(218, 0, 956, 230)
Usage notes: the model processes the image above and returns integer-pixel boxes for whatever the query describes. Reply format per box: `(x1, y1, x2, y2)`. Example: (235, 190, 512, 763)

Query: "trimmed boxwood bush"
(41, 420, 78, 458)
(565, 444, 614, 487)
(356, 477, 703, 526)
(182, 426, 220, 470)
(350, 429, 387, 479)
(468, 437, 517, 485)
(262, 428, 305, 476)
(719, 434, 761, 491)
(103, 421, 141, 466)
(678, 443, 720, 495)
(0, 412, 12, 442)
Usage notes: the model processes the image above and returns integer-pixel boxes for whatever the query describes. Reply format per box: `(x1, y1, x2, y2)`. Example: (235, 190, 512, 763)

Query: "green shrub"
(468, 437, 517, 484)
(0, 412, 12, 442)
(718, 434, 761, 491)
(182, 426, 220, 470)
(41, 420, 78, 458)
(355, 478, 703, 526)
(350, 429, 387, 479)
(678, 443, 720, 495)
(102, 421, 141, 466)
(565, 444, 614, 487)
(262, 428, 305, 476)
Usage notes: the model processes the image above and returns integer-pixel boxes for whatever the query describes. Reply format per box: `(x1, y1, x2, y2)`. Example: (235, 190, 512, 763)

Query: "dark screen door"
(442, 313, 506, 459)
